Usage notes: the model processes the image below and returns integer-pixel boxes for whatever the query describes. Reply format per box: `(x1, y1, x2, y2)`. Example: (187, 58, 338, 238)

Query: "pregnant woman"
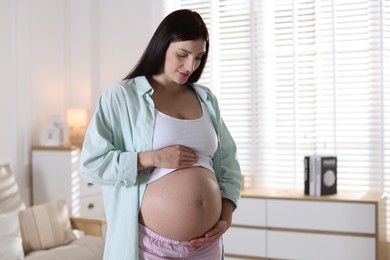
(80, 9, 241, 259)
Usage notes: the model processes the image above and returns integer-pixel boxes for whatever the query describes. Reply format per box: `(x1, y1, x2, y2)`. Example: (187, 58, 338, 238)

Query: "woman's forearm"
(220, 198, 234, 226)
(137, 151, 157, 170)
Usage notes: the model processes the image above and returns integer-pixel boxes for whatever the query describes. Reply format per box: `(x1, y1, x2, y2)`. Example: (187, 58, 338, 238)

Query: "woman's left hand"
(187, 218, 230, 247)
(188, 198, 234, 247)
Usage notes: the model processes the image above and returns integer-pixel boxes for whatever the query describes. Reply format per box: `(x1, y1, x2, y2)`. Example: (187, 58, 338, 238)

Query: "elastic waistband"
(138, 223, 189, 246)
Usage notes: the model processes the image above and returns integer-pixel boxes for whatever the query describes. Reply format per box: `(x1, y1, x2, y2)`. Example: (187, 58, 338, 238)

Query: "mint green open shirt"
(79, 76, 241, 259)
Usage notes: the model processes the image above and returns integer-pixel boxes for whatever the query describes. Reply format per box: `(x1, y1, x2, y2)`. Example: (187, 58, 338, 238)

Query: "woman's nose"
(184, 58, 196, 72)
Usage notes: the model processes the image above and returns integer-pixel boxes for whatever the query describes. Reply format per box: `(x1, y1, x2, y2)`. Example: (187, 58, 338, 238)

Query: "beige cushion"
(0, 165, 26, 214)
(18, 200, 75, 254)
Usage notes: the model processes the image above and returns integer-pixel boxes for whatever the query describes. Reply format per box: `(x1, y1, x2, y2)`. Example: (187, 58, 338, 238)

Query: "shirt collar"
(191, 83, 214, 103)
(133, 76, 154, 96)
(133, 76, 213, 103)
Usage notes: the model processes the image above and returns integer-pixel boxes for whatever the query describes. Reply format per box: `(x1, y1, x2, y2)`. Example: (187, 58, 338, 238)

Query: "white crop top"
(148, 102, 218, 184)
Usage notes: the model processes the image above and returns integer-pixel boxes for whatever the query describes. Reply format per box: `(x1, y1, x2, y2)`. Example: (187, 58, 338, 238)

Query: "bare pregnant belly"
(139, 167, 222, 241)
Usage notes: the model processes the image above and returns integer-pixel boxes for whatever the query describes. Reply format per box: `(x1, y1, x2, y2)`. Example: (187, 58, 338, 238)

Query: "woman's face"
(163, 39, 206, 85)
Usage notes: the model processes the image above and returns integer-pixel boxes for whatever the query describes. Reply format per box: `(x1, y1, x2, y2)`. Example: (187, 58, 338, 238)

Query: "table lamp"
(66, 108, 88, 146)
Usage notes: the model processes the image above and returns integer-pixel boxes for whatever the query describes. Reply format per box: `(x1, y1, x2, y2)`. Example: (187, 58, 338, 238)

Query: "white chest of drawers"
(32, 146, 104, 218)
(224, 188, 386, 260)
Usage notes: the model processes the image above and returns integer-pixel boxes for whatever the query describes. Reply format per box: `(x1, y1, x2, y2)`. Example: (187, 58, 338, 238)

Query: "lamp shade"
(66, 108, 88, 128)
(66, 108, 88, 146)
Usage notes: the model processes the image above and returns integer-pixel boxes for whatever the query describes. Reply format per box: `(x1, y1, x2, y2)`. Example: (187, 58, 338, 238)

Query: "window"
(163, 0, 390, 240)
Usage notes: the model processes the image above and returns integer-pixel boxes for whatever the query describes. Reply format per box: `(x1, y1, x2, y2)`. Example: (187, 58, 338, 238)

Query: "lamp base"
(68, 131, 84, 147)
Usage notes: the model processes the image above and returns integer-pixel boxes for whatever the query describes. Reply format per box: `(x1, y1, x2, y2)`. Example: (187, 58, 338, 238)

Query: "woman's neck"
(148, 75, 187, 94)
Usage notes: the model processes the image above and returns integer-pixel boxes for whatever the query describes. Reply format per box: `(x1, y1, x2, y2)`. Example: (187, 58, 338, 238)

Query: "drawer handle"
(87, 183, 94, 187)
(87, 203, 95, 210)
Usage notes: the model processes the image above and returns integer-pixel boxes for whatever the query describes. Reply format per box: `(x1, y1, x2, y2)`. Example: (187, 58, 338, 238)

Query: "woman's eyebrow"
(178, 48, 205, 55)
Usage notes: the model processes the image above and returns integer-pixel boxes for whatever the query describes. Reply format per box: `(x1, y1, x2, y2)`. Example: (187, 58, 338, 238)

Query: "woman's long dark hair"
(124, 9, 209, 83)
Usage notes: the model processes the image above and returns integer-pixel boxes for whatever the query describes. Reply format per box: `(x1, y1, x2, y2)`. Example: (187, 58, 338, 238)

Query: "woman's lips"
(178, 71, 189, 78)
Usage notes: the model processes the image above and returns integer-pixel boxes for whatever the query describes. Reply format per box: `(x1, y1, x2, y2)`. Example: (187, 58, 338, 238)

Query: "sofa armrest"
(70, 216, 106, 237)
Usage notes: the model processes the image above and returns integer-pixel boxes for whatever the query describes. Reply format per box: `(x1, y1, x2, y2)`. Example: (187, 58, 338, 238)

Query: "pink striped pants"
(138, 224, 222, 259)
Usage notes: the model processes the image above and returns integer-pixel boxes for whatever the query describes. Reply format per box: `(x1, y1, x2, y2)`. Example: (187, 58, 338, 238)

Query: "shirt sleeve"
(218, 117, 242, 210)
(79, 91, 138, 187)
(202, 88, 241, 210)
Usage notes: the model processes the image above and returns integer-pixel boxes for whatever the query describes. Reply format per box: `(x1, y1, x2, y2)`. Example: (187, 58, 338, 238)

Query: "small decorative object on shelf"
(39, 115, 65, 146)
(304, 155, 337, 196)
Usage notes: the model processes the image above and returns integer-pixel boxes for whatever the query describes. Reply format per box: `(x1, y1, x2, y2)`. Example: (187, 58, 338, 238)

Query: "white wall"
(0, 0, 163, 205)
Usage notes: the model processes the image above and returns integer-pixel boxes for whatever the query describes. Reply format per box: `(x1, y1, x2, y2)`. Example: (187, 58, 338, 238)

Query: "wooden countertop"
(240, 187, 386, 203)
(32, 145, 81, 151)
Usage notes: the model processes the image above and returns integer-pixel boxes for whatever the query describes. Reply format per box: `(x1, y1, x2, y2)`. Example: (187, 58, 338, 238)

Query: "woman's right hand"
(137, 145, 198, 170)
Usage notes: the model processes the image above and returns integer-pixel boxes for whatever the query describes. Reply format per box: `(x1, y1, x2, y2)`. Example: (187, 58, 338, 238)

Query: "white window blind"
(163, 0, 390, 240)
